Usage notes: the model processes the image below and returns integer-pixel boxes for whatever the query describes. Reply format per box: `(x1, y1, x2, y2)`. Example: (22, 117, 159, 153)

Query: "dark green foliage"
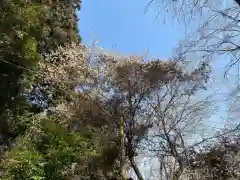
(1, 117, 97, 180)
(0, 0, 122, 179)
(0, 0, 81, 150)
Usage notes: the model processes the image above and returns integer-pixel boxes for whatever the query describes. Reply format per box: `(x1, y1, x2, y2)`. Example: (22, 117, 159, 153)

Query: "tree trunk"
(129, 157, 144, 180)
(120, 117, 126, 180)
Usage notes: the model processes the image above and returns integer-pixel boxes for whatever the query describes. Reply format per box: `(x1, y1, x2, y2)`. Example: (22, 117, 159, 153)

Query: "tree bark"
(129, 157, 144, 180)
(120, 117, 126, 180)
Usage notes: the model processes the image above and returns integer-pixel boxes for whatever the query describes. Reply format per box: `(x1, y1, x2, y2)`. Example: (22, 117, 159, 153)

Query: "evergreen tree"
(0, 0, 81, 150)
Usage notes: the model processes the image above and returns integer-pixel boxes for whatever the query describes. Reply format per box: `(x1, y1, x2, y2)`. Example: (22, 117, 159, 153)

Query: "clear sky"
(77, 0, 185, 60)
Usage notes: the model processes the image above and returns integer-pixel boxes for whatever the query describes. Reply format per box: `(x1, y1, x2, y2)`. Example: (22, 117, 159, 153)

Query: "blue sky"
(77, 0, 185, 59)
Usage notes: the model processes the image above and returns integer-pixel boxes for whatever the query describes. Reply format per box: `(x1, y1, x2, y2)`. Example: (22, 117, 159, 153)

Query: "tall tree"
(0, 0, 81, 150)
